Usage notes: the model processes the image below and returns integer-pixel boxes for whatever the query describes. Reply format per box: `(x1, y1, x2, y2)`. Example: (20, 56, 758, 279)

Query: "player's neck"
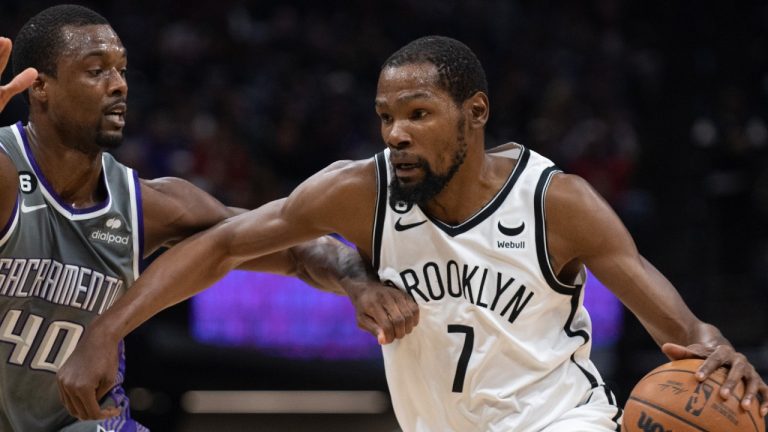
(24, 122, 106, 209)
(424, 150, 513, 224)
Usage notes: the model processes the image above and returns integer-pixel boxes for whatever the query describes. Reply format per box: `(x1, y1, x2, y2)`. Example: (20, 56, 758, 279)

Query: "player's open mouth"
(395, 163, 421, 174)
(396, 163, 419, 170)
(104, 103, 126, 127)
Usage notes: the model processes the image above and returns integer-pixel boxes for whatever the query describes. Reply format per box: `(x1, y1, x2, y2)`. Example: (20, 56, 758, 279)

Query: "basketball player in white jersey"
(0, 6, 417, 431)
(59, 36, 768, 430)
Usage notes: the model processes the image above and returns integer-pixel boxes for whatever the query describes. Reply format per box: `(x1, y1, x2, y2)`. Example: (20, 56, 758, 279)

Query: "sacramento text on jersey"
(0, 258, 124, 314)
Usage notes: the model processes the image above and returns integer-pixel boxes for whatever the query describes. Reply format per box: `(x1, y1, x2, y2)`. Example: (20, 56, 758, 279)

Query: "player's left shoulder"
(545, 172, 619, 233)
(545, 172, 599, 211)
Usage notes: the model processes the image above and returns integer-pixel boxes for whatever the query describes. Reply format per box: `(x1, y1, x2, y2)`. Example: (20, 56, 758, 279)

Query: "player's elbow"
(204, 218, 246, 273)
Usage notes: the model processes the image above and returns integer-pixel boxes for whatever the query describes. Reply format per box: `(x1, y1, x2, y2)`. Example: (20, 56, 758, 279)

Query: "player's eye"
(410, 109, 428, 120)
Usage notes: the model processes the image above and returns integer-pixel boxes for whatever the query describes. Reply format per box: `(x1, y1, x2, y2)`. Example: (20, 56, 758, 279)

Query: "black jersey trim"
(566, 284, 590, 344)
(533, 166, 577, 294)
(601, 383, 623, 431)
(371, 152, 388, 272)
(571, 354, 598, 388)
(612, 407, 623, 432)
(535, 167, 591, 347)
(425, 146, 531, 237)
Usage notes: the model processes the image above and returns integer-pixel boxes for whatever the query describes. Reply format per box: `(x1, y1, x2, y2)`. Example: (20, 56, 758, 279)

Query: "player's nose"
(386, 120, 411, 150)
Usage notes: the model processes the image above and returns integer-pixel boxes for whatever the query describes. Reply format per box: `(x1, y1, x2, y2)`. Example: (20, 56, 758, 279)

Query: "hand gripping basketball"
(624, 358, 766, 432)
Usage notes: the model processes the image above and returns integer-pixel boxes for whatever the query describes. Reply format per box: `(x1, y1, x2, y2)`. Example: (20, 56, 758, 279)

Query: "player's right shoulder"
(285, 158, 378, 225)
(301, 158, 377, 196)
(317, 158, 376, 177)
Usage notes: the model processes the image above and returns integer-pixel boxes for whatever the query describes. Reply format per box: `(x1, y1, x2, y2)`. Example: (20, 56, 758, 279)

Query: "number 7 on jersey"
(447, 324, 474, 393)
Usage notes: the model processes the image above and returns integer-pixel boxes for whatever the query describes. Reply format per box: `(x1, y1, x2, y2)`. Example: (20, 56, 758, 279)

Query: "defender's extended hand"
(345, 280, 420, 344)
(663, 342, 768, 417)
(57, 328, 122, 420)
(0, 37, 36, 110)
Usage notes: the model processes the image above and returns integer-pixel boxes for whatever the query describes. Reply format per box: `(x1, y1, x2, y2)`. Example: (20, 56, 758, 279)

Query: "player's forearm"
(91, 226, 242, 343)
(288, 236, 370, 296)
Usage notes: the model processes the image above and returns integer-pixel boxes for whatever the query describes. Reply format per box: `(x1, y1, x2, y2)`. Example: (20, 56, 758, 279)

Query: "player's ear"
(29, 73, 48, 103)
(466, 91, 489, 129)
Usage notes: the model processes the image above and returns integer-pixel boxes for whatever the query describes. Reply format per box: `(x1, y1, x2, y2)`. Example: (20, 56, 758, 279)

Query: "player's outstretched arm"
(0, 37, 36, 110)
(57, 160, 410, 420)
(142, 175, 418, 343)
(545, 173, 768, 417)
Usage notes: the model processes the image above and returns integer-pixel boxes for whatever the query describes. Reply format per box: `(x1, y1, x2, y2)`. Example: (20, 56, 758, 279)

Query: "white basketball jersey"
(372, 144, 617, 431)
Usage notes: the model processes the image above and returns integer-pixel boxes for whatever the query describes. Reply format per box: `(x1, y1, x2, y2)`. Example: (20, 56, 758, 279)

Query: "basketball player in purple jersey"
(0, 6, 417, 431)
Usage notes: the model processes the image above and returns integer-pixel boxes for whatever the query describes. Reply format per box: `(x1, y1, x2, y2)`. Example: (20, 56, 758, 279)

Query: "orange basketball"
(623, 359, 765, 432)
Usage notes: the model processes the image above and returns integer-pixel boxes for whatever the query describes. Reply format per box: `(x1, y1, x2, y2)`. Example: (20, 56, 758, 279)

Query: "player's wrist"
(338, 276, 365, 299)
(85, 315, 124, 345)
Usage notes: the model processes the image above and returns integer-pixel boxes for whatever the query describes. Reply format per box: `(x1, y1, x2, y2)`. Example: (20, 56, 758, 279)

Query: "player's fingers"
(741, 372, 759, 411)
(66, 377, 111, 420)
(96, 374, 117, 401)
(57, 381, 83, 419)
(81, 391, 111, 420)
(0, 38, 11, 72)
(69, 391, 92, 420)
(759, 385, 768, 417)
(357, 314, 385, 344)
(695, 348, 732, 381)
(100, 406, 122, 419)
(661, 343, 704, 362)
(394, 293, 417, 335)
(383, 302, 407, 340)
(0, 67, 37, 106)
(363, 299, 395, 343)
(5, 68, 37, 94)
(719, 361, 746, 399)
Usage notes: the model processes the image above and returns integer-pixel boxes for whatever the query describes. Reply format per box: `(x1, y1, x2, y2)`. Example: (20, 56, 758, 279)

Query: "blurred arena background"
(2, 1, 767, 430)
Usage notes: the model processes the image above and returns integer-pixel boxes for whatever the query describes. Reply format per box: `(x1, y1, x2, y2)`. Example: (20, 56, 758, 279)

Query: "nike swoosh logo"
(20, 200, 47, 214)
(498, 221, 525, 236)
(395, 218, 427, 232)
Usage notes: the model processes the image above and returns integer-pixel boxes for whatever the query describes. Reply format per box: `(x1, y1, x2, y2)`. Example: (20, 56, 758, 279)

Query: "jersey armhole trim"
(534, 166, 578, 294)
(371, 151, 388, 272)
(535, 167, 592, 346)
(128, 168, 144, 279)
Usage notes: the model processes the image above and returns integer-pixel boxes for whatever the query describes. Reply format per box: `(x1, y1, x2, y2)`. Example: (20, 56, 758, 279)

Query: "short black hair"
(382, 36, 488, 105)
(12, 4, 109, 78)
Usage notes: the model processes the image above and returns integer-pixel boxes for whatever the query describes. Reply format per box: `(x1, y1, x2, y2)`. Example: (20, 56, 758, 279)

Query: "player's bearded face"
(94, 127, 123, 149)
(389, 117, 467, 207)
